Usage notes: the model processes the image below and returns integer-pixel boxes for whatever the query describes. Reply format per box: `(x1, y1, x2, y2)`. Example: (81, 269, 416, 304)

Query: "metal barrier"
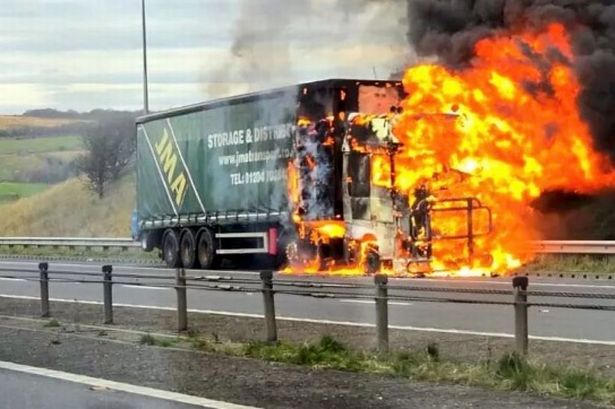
(529, 240, 615, 255)
(0, 263, 613, 355)
(2, 237, 615, 255)
(0, 237, 138, 250)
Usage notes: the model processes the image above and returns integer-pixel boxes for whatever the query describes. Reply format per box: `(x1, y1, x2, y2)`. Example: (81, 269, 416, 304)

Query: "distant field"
(0, 115, 84, 130)
(0, 135, 82, 155)
(0, 151, 81, 182)
(0, 182, 48, 204)
(0, 134, 85, 201)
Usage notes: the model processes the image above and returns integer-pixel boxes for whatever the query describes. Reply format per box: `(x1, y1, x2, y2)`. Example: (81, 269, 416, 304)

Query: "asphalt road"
(0, 363, 254, 409)
(0, 260, 614, 344)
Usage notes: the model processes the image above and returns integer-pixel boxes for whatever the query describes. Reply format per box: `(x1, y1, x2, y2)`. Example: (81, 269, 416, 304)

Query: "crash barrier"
(0, 237, 139, 251)
(1, 263, 614, 356)
(3, 237, 615, 255)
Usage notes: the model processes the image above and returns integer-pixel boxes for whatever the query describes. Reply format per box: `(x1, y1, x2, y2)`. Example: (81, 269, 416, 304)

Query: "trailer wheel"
(179, 228, 198, 269)
(197, 228, 217, 270)
(162, 229, 180, 268)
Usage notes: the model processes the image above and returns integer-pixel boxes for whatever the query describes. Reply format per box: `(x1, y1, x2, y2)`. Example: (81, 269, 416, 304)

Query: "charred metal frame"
(430, 197, 493, 262)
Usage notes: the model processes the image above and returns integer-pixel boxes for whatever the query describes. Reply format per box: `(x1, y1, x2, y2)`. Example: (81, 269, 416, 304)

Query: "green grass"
(139, 333, 178, 347)
(0, 135, 82, 155)
(179, 335, 615, 406)
(0, 182, 49, 203)
(43, 319, 61, 328)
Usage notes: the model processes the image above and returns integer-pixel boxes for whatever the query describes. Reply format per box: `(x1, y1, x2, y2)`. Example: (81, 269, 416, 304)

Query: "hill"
(0, 175, 135, 237)
(0, 109, 138, 237)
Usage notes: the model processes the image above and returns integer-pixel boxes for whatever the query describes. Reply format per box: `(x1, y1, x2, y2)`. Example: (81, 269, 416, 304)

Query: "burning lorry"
(135, 79, 493, 274)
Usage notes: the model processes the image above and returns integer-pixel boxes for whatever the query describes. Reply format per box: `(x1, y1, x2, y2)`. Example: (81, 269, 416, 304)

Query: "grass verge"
(184, 334, 615, 406)
(519, 254, 615, 277)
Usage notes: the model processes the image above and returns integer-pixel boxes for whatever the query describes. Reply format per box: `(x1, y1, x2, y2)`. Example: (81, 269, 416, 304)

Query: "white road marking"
(121, 285, 171, 291)
(0, 277, 26, 282)
(339, 299, 414, 306)
(338, 299, 373, 305)
(1, 294, 613, 346)
(0, 360, 260, 409)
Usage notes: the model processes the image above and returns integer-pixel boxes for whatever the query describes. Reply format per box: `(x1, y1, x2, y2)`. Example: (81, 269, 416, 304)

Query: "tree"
(77, 116, 135, 198)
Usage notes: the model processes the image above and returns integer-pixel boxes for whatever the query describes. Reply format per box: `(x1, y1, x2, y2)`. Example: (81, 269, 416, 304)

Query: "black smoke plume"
(407, 0, 615, 162)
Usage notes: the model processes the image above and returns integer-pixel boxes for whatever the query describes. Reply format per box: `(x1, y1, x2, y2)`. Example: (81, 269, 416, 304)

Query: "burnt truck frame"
(135, 78, 491, 272)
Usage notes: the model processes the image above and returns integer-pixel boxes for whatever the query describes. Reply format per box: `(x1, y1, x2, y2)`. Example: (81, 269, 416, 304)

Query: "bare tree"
(77, 116, 135, 198)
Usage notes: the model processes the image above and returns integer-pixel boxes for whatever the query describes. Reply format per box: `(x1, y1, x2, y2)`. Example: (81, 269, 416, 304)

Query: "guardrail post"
(513, 276, 529, 356)
(374, 274, 389, 353)
(102, 265, 113, 324)
(39, 262, 50, 318)
(176, 268, 188, 332)
(260, 270, 277, 343)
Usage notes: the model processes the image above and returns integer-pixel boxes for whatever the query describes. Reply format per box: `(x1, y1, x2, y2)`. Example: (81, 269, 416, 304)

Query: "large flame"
(391, 23, 615, 274)
(284, 23, 615, 277)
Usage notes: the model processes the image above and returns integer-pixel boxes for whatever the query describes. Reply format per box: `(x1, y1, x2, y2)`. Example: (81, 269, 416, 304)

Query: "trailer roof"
(136, 78, 402, 124)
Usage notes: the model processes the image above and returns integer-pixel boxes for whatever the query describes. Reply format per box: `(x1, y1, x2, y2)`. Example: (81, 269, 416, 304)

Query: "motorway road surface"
(0, 361, 257, 409)
(0, 260, 613, 344)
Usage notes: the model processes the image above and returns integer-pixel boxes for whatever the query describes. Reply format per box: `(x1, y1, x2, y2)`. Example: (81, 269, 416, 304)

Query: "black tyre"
(162, 229, 180, 268)
(197, 228, 217, 269)
(179, 228, 198, 269)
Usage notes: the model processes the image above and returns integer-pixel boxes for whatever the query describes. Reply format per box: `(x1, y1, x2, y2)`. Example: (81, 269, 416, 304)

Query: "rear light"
(268, 228, 278, 255)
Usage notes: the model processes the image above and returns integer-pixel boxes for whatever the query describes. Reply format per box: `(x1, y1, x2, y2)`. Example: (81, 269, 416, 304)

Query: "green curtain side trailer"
(135, 79, 405, 269)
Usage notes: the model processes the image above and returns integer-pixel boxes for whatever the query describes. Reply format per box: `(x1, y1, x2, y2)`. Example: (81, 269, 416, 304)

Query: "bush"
(561, 370, 598, 399)
(140, 333, 156, 345)
(426, 342, 440, 362)
(497, 352, 531, 389)
(43, 319, 60, 328)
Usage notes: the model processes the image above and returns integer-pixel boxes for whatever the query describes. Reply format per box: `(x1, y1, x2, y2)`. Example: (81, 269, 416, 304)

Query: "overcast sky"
(0, 0, 411, 114)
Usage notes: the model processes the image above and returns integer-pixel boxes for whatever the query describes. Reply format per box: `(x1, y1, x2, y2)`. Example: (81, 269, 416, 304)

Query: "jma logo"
(154, 129, 187, 207)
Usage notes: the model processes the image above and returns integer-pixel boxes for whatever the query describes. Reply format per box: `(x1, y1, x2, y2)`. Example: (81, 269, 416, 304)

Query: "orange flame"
(391, 23, 615, 274)
(284, 23, 615, 277)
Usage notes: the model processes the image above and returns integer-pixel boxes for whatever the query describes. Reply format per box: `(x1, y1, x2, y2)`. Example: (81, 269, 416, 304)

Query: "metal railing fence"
(1, 263, 614, 355)
(3, 237, 615, 255)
